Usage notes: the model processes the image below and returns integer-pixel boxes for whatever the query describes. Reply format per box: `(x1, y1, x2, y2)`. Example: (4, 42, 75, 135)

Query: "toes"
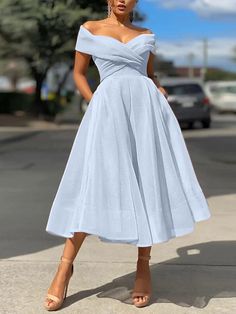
(138, 296, 146, 302)
(134, 296, 141, 302)
(134, 295, 148, 304)
(45, 299, 54, 307)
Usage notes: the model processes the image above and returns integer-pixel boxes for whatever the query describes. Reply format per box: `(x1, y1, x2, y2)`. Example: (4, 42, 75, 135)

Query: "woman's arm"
(147, 52, 168, 99)
(73, 51, 93, 102)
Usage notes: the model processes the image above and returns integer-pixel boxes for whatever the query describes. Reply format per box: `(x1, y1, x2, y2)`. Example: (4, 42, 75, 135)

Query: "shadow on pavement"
(57, 241, 236, 309)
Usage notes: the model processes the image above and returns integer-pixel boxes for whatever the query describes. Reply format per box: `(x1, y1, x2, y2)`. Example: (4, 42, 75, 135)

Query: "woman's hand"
(158, 86, 168, 99)
(146, 53, 168, 100)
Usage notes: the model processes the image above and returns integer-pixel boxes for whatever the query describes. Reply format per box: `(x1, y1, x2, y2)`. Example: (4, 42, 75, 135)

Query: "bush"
(41, 99, 61, 120)
(0, 91, 74, 120)
(0, 92, 34, 113)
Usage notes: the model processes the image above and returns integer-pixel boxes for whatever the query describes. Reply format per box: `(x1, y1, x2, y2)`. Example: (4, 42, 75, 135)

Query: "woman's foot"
(132, 255, 152, 307)
(44, 257, 73, 309)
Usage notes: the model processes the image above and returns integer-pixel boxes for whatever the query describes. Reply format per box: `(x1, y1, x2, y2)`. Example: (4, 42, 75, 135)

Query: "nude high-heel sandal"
(44, 256, 74, 311)
(132, 254, 152, 308)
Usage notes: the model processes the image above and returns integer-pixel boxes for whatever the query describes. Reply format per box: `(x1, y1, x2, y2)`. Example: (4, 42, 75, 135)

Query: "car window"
(210, 85, 236, 95)
(162, 84, 204, 95)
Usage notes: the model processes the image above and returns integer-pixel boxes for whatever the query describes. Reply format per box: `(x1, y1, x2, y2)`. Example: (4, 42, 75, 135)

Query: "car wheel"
(202, 119, 211, 128)
(188, 121, 194, 129)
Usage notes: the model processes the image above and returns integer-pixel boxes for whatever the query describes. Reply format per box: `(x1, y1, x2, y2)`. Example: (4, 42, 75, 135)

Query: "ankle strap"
(138, 255, 151, 261)
(60, 256, 73, 264)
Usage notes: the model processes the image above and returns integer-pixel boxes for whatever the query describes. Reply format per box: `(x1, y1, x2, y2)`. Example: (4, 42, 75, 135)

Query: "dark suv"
(161, 78, 212, 129)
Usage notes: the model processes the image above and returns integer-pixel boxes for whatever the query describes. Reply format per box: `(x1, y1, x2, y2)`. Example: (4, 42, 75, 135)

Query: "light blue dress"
(45, 25, 211, 247)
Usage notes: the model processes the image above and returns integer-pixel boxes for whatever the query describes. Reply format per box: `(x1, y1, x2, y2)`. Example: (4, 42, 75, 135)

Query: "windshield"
(162, 84, 204, 96)
(210, 85, 236, 95)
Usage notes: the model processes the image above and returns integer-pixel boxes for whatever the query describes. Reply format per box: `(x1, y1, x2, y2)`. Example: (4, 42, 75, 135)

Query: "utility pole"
(188, 53, 195, 78)
(200, 38, 208, 82)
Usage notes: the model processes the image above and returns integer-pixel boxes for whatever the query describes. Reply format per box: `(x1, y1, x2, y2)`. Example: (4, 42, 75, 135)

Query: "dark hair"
(130, 0, 138, 22)
(129, 10, 134, 22)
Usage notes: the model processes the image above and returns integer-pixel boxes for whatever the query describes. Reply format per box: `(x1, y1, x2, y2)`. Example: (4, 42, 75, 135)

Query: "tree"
(205, 68, 236, 81)
(0, 0, 145, 117)
(0, 0, 104, 116)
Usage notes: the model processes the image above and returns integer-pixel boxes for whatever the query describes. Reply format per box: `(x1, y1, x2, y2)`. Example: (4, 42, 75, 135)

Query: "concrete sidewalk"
(0, 101, 81, 131)
(0, 112, 79, 131)
(0, 113, 78, 145)
(1, 194, 236, 314)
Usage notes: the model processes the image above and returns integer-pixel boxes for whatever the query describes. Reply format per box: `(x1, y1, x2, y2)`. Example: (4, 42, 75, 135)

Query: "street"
(0, 113, 236, 313)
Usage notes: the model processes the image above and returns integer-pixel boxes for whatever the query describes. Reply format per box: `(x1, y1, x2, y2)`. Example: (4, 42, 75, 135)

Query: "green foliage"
(205, 68, 236, 81)
(0, 0, 103, 75)
(0, 0, 105, 115)
(0, 92, 34, 113)
(0, 0, 144, 116)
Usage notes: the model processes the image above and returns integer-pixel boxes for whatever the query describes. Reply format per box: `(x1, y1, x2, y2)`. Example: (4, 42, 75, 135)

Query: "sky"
(137, 0, 236, 72)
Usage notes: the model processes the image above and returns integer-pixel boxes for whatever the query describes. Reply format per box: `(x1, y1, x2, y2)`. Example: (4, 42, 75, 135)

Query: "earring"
(107, 2, 112, 17)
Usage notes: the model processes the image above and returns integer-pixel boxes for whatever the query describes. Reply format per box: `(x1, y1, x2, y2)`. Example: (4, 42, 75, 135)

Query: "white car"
(204, 81, 236, 113)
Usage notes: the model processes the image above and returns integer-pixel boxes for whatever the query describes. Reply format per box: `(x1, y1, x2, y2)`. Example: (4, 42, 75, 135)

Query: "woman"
(44, 0, 211, 310)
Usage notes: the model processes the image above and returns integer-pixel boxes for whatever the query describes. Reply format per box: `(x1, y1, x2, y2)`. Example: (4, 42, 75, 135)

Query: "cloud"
(150, 0, 236, 18)
(157, 37, 236, 71)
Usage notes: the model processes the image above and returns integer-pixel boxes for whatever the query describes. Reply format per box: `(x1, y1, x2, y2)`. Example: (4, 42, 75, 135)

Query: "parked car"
(160, 77, 212, 129)
(204, 81, 236, 113)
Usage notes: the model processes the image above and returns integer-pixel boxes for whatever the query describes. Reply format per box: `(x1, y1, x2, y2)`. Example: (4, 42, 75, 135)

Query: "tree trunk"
(35, 76, 43, 115)
(55, 64, 73, 107)
(33, 73, 45, 117)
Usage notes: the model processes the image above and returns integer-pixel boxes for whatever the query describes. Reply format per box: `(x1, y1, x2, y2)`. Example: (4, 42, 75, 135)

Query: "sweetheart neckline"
(80, 25, 155, 45)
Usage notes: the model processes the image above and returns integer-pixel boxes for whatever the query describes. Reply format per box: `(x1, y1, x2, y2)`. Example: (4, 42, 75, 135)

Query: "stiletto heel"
(132, 254, 152, 308)
(44, 256, 74, 311)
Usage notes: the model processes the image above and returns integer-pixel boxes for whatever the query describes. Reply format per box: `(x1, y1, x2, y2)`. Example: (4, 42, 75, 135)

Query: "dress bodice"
(75, 25, 158, 83)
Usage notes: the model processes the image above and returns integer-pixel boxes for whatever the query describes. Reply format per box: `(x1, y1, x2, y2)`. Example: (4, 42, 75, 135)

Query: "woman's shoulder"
(81, 20, 106, 32)
(82, 20, 154, 35)
(131, 25, 154, 35)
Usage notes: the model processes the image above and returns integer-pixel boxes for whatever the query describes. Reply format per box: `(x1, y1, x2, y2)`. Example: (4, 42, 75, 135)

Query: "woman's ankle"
(57, 262, 73, 277)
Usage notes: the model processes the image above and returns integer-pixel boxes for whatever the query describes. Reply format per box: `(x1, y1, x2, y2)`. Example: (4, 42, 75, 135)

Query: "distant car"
(204, 81, 236, 113)
(17, 78, 36, 94)
(160, 78, 212, 129)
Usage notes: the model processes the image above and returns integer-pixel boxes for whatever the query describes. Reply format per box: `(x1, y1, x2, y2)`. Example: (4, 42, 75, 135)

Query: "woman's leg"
(133, 246, 152, 304)
(62, 231, 88, 260)
(138, 246, 152, 258)
(45, 232, 88, 306)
